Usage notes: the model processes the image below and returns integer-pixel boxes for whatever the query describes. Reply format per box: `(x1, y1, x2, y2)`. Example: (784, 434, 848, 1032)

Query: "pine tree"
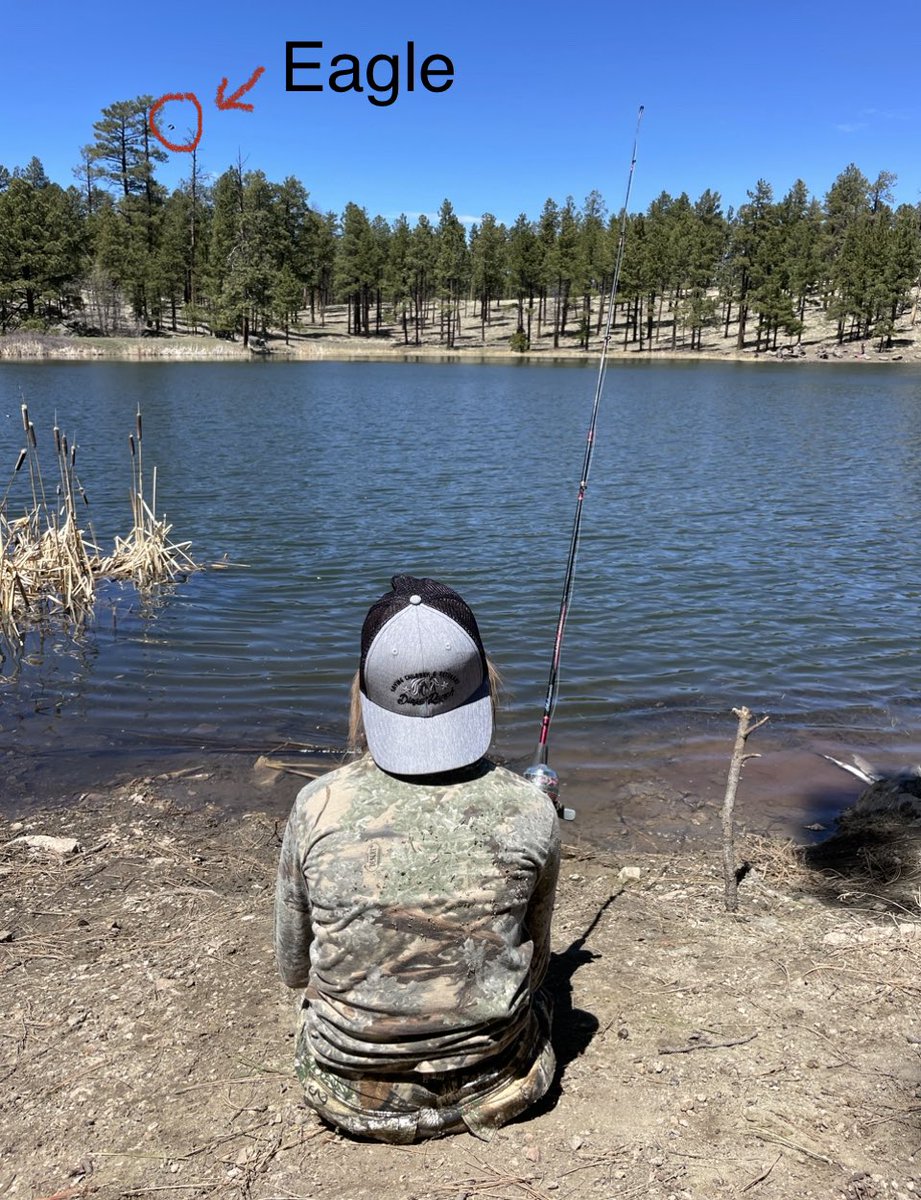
(369, 215, 391, 334)
(726, 179, 776, 349)
(179, 147, 210, 330)
(878, 204, 921, 347)
(824, 164, 872, 341)
(507, 213, 540, 346)
(16, 157, 50, 189)
(640, 192, 676, 348)
(435, 200, 467, 348)
(154, 190, 192, 331)
(677, 190, 726, 349)
(301, 211, 337, 325)
(73, 146, 103, 216)
(271, 264, 303, 343)
(0, 177, 83, 329)
(778, 182, 822, 332)
(90, 97, 166, 201)
(408, 215, 436, 344)
(536, 198, 559, 342)
(469, 213, 506, 342)
(579, 191, 606, 348)
(553, 197, 581, 347)
(207, 164, 245, 339)
(385, 214, 414, 344)
(336, 203, 376, 335)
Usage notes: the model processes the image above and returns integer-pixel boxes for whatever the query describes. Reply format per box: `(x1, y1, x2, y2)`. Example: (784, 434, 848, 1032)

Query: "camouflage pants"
(295, 994, 556, 1143)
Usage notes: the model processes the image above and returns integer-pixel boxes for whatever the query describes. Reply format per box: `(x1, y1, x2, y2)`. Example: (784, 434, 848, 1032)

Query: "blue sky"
(5, 0, 920, 226)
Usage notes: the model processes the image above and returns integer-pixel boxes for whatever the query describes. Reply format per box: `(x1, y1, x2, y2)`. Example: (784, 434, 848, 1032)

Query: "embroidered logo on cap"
(391, 670, 459, 706)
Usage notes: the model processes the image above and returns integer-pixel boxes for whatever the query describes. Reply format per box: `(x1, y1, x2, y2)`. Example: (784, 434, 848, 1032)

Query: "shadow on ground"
(523, 893, 619, 1119)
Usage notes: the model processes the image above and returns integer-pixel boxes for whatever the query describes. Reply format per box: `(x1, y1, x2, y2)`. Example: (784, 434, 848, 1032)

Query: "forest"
(1, 95, 920, 354)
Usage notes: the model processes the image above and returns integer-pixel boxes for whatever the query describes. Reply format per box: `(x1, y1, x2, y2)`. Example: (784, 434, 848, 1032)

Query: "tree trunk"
(736, 303, 748, 350)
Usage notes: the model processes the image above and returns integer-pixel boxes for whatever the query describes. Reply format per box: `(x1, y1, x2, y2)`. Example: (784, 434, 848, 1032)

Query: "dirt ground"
(2, 762, 920, 1200)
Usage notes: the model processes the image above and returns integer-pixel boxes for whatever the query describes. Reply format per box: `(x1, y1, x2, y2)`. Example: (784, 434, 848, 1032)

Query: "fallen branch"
(722, 705, 769, 912)
(740, 1151, 783, 1192)
(658, 1031, 758, 1055)
(177, 1115, 277, 1160)
(749, 1128, 837, 1167)
(33, 1185, 97, 1200)
(118, 1187, 214, 1196)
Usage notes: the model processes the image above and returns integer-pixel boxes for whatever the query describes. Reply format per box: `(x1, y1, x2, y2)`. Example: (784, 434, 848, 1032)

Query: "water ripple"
(3, 359, 921, 824)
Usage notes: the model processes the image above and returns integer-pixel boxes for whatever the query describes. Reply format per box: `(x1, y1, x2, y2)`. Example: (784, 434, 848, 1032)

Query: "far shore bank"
(3, 331, 919, 367)
(3, 296, 920, 367)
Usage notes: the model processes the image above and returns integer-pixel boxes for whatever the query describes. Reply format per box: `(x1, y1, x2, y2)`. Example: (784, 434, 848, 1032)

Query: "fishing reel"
(524, 763, 576, 821)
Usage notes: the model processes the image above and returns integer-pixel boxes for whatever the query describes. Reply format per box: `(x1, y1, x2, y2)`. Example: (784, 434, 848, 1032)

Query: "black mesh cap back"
(359, 574, 487, 688)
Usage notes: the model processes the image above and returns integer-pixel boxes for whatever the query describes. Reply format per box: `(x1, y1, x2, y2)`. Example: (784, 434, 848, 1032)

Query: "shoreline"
(1, 776, 918, 1199)
(4, 700, 914, 854)
(1, 340, 916, 367)
(2, 316, 919, 368)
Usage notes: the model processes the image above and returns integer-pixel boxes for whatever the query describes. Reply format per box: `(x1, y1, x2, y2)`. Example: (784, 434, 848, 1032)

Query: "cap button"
(409, 594, 422, 605)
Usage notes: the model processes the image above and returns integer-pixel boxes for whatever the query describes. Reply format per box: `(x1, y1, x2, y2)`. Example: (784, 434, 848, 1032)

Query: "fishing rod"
(524, 105, 644, 821)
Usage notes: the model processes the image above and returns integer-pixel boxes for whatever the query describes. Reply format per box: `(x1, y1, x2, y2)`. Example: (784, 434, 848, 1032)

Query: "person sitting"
(274, 574, 560, 1142)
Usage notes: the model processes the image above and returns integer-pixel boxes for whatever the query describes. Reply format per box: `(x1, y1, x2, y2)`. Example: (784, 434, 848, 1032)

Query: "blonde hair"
(347, 659, 502, 759)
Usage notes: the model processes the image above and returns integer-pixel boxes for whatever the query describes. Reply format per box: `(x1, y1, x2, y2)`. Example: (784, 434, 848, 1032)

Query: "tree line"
(1, 95, 920, 352)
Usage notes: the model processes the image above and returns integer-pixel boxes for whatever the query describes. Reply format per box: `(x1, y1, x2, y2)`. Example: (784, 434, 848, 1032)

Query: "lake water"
(2, 358, 921, 847)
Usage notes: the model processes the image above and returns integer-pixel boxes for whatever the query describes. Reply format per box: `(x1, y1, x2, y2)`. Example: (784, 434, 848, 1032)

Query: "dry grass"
(0, 405, 197, 653)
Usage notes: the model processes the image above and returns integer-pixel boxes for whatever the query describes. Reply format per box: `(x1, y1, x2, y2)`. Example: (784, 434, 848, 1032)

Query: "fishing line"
(524, 105, 644, 820)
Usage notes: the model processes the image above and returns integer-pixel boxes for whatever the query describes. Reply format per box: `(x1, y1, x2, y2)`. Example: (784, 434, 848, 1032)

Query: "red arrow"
(216, 65, 265, 112)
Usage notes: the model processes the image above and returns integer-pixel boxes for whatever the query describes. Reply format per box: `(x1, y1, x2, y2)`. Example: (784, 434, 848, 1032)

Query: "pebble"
(11, 834, 82, 856)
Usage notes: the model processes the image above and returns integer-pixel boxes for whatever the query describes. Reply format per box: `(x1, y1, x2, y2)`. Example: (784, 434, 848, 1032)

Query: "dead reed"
(0, 405, 198, 652)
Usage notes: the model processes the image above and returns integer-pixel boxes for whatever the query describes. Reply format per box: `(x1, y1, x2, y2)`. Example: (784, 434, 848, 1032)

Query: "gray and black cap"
(359, 574, 493, 776)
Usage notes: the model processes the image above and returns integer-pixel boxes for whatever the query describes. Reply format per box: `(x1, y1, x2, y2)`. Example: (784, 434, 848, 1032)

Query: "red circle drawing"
(149, 92, 204, 153)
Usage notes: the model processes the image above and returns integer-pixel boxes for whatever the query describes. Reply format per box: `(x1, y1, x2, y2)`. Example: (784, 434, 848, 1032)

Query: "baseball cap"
(359, 574, 493, 775)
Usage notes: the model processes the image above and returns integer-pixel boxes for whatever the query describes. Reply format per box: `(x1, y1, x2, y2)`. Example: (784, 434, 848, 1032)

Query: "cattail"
(14, 449, 26, 472)
(129, 434, 136, 458)
(27, 423, 37, 448)
(136, 409, 142, 442)
(54, 426, 61, 455)
(21, 404, 29, 432)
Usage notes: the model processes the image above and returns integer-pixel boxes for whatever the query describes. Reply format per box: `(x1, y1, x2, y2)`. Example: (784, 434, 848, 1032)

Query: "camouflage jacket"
(274, 755, 560, 1076)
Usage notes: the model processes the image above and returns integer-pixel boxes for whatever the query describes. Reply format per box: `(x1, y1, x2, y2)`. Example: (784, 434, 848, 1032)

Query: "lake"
(2, 357, 920, 847)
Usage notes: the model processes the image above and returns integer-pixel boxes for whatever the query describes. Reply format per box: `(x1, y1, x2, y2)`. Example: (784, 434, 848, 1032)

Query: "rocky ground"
(1, 764, 920, 1200)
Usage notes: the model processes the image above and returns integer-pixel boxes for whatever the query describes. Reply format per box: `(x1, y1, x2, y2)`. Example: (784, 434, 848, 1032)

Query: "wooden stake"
(722, 705, 769, 912)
